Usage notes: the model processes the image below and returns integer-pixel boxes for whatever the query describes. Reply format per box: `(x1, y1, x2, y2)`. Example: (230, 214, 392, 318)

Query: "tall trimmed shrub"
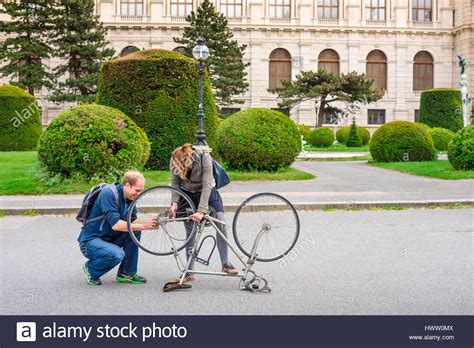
(96, 49, 218, 169)
(369, 121, 433, 162)
(308, 127, 334, 147)
(0, 85, 41, 151)
(419, 88, 463, 132)
(346, 118, 363, 147)
(38, 104, 150, 180)
(215, 108, 301, 171)
(448, 125, 474, 170)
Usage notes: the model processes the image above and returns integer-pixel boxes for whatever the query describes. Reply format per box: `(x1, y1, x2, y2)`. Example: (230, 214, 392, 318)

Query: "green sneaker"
(116, 271, 147, 284)
(83, 263, 102, 286)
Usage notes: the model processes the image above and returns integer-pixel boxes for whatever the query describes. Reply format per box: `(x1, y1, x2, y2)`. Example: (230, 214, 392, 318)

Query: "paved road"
(0, 209, 472, 315)
(1, 161, 473, 213)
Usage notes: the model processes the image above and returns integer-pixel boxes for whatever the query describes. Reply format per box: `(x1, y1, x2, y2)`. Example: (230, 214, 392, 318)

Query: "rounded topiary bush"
(335, 127, 347, 143)
(298, 124, 311, 141)
(0, 85, 41, 151)
(96, 49, 218, 169)
(369, 121, 433, 162)
(335, 126, 370, 145)
(358, 127, 371, 145)
(38, 104, 150, 180)
(419, 88, 463, 132)
(448, 125, 474, 170)
(308, 127, 334, 147)
(416, 122, 432, 134)
(215, 108, 301, 171)
(429, 127, 455, 151)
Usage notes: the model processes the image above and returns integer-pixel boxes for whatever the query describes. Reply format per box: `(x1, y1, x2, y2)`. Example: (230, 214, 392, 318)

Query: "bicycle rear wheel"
(127, 185, 197, 256)
(232, 193, 300, 262)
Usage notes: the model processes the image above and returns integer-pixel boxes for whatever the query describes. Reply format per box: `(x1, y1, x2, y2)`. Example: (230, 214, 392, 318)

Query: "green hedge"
(448, 125, 474, 170)
(335, 126, 370, 145)
(38, 104, 150, 180)
(369, 121, 433, 162)
(215, 108, 301, 171)
(419, 88, 463, 132)
(0, 85, 41, 151)
(308, 127, 334, 147)
(429, 127, 455, 151)
(96, 49, 218, 169)
(144, 88, 217, 168)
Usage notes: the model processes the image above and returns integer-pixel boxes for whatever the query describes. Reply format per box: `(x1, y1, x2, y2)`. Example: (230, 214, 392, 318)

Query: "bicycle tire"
(232, 192, 300, 262)
(127, 185, 197, 256)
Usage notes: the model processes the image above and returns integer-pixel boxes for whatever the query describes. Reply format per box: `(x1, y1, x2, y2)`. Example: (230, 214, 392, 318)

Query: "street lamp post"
(192, 37, 210, 148)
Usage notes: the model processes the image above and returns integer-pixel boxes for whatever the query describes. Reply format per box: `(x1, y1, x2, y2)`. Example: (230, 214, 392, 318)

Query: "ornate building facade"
(1, 0, 472, 130)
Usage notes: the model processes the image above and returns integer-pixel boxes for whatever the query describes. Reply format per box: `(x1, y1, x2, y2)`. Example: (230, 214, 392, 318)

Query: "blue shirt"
(77, 184, 136, 245)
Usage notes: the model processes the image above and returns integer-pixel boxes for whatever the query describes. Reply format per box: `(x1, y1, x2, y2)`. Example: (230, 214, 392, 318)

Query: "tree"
(173, 0, 249, 109)
(269, 70, 382, 127)
(0, 0, 55, 96)
(49, 0, 115, 103)
(346, 117, 362, 147)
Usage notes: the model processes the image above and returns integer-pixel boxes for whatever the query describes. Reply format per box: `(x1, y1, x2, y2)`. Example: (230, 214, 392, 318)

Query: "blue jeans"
(80, 232, 141, 279)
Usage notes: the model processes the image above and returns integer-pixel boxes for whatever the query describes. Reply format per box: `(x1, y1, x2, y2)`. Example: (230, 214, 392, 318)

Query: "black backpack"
(198, 152, 230, 189)
(76, 183, 119, 226)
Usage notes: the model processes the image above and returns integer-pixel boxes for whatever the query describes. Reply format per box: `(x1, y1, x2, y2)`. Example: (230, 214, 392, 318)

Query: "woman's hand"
(191, 212, 204, 222)
(168, 202, 178, 219)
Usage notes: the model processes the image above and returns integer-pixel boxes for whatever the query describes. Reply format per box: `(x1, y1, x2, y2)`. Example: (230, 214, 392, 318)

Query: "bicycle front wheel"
(127, 185, 197, 256)
(232, 193, 300, 262)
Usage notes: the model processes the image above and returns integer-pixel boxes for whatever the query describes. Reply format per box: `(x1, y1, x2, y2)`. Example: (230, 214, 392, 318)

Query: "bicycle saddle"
(162, 281, 192, 292)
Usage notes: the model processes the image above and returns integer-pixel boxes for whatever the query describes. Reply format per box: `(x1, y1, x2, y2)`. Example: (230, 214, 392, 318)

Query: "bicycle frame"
(165, 214, 271, 292)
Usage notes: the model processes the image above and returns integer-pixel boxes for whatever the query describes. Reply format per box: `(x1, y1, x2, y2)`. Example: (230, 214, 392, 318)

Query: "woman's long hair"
(171, 143, 194, 180)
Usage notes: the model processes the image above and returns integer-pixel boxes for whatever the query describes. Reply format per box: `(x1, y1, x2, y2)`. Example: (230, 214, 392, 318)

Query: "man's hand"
(191, 212, 204, 222)
(142, 218, 157, 230)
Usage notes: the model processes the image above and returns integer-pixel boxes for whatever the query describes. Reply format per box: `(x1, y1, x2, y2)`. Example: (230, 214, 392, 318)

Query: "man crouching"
(78, 171, 156, 285)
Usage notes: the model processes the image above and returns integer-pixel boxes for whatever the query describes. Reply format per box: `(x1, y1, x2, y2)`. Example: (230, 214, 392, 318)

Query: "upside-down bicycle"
(126, 186, 300, 292)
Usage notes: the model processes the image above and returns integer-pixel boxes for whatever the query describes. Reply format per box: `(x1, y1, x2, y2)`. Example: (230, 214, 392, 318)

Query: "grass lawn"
(0, 152, 315, 195)
(305, 143, 369, 152)
(370, 160, 474, 180)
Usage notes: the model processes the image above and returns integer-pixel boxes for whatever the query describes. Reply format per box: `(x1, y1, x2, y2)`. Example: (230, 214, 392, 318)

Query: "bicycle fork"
(239, 226, 272, 293)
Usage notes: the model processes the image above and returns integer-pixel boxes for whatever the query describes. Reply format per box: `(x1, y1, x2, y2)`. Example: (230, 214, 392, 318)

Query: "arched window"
(366, 50, 387, 91)
(121, 0, 143, 16)
(173, 46, 187, 55)
(317, 0, 338, 19)
(120, 46, 140, 57)
(269, 0, 290, 18)
(413, 51, 433, 91)
(318, 49, 340, 74)
(269, 48, 291, 89)
(412, 0, 432, 22)
(171, 0, 192, 17)
(221, 0, 242, 17)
